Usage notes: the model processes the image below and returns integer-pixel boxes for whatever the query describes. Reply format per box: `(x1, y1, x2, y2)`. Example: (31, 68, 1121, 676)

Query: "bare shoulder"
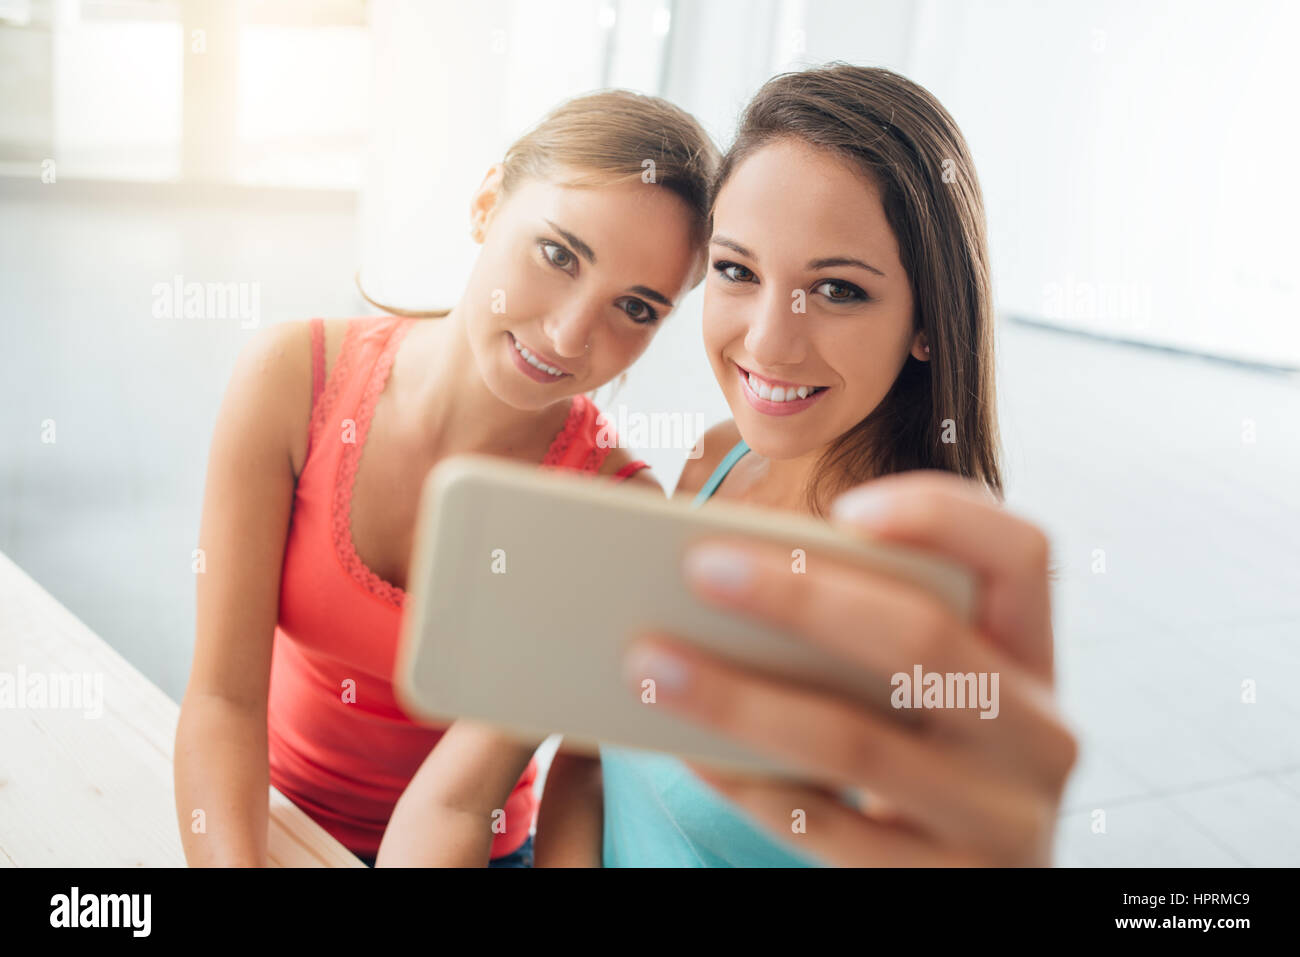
(228, 320, 315, 478)
(269, 317, 359, 477)
(673, 419, 742, 500)
(596, 444, 664, 496)
(232, 319, 314, 417)
(232, 318, 355, 479)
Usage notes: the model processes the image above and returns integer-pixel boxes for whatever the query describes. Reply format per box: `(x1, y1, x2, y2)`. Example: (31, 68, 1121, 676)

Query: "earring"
(924, 345, 931, 355)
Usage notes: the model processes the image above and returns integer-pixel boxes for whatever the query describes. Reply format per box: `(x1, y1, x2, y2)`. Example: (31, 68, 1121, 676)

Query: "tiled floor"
(1, 179, 1297, 865)
(996, 324, 1300, 866)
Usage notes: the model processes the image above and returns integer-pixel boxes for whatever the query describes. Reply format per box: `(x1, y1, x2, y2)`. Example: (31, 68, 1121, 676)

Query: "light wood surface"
(0, 549, 364, 867)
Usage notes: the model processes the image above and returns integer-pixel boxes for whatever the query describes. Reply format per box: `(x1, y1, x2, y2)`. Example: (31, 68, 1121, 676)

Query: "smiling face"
(703, 138, 929, 460)
(462, 166, 702, 411)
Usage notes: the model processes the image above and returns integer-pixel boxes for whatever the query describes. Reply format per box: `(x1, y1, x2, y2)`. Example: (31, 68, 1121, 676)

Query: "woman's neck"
(399, 307, 573, 459)
(727, 443, 828, 516)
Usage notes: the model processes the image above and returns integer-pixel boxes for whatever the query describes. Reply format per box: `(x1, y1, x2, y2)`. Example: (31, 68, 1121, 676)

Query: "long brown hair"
(359, 89, 720, 316)
(714, 64, 1003, 511)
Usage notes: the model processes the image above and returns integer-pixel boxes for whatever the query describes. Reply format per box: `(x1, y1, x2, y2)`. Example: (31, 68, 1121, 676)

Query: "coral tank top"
(268, 315, 648, 859)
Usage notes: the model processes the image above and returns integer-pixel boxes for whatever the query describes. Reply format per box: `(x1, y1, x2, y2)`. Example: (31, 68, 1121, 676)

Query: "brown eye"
(715, 261, 756, 283)
(616, 297, 658, 324)
(541, 241, 577, 273)
(813, 279, 867, 303)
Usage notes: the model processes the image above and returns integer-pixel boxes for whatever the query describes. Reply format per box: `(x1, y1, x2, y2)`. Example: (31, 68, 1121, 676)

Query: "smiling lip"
(735, 361, 828, 416)
(508, 332, 573, 383)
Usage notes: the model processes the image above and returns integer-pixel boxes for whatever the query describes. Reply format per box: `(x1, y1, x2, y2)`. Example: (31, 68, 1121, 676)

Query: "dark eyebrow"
(711, 236, 755, 260)
(547, 219, 673, 308)
(713, 236, 885, 278)
(544, 219, 596, 265)
(808, 256, 886, 278)
(628, 285, 673, 309)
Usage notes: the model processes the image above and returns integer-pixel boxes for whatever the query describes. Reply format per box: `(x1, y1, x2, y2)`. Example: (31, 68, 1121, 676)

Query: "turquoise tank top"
(599, 439, 820, 867)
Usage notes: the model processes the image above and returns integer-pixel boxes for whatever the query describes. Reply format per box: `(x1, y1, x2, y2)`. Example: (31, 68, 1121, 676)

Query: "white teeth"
(513, 337, 564, 376)
(745, 369, 820, 402)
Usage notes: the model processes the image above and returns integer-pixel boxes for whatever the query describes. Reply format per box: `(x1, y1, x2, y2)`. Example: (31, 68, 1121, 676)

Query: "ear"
(469, 164, 506, 244)
(909, 329, 931, 362)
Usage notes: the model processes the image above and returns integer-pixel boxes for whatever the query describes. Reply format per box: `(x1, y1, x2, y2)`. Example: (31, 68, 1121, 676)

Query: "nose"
(743, 285, 807, 369)
(541, 298, 604, 359)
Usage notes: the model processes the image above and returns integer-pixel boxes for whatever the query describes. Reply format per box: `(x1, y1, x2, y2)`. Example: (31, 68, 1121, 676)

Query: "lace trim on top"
(542, 394, 594, 468)
(333, 318, 414, 609)
(329, 323, 617, 608)
(582, 441, 609, 473)
(308, 319, 361, 461)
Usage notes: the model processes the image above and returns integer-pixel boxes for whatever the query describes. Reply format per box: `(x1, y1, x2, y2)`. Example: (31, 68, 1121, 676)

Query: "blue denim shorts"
(488, 834, 534, 868)
(357, 835, 534, 868)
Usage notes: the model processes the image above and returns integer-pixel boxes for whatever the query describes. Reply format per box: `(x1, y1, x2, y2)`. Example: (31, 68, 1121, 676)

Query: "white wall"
(360, 0, 672, 311)
(903, 0, 1300, 367)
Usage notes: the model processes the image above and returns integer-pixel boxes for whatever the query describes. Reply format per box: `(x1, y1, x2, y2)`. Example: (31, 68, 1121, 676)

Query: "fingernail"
(832, 487, 889, 524)
(683, 544, 753, 593)
(624, 643, 690, 696)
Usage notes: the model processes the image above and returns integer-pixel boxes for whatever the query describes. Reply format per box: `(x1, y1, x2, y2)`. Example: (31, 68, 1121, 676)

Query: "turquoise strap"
(690, 439, 749, 508)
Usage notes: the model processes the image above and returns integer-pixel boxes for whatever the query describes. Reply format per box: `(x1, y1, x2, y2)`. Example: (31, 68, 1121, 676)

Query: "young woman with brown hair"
(173, 89, 720, 867)
(562, 64, 1076, 867)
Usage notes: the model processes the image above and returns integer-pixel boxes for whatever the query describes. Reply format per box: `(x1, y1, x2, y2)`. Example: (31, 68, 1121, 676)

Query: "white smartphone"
(393, 454, 976, 776)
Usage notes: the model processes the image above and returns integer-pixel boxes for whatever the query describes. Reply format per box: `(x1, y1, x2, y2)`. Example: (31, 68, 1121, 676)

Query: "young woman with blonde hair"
(174, 90, 720, 867)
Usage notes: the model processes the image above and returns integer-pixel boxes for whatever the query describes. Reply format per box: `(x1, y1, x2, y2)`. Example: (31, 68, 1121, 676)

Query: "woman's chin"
(490, 379, 566, 412)
(731, 419, 824, 462)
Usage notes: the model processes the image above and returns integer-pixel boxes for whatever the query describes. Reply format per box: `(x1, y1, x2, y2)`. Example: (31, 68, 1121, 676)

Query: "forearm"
(379, 802, 499, 867)
(377, 722, 536, 867)
(534, 749, 603, 867)
(173, 693, 270, 867)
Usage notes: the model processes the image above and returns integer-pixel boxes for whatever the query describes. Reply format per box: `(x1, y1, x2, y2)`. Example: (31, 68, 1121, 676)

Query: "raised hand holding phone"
(627, 470, 1078, 866)
(394, 455, 977, 775)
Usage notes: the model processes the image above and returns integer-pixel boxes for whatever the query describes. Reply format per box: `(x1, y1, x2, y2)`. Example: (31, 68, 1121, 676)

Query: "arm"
(525, 447, 666, 868)
(596, 445, 665, 496)
(174, 321, 313, 866)
(525, 428, 734, 867)
(376, 449, 655, 868)
(626, 473, 1078, 866)
(533, 748, 604, 867)
(376, 721, 538, 867)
